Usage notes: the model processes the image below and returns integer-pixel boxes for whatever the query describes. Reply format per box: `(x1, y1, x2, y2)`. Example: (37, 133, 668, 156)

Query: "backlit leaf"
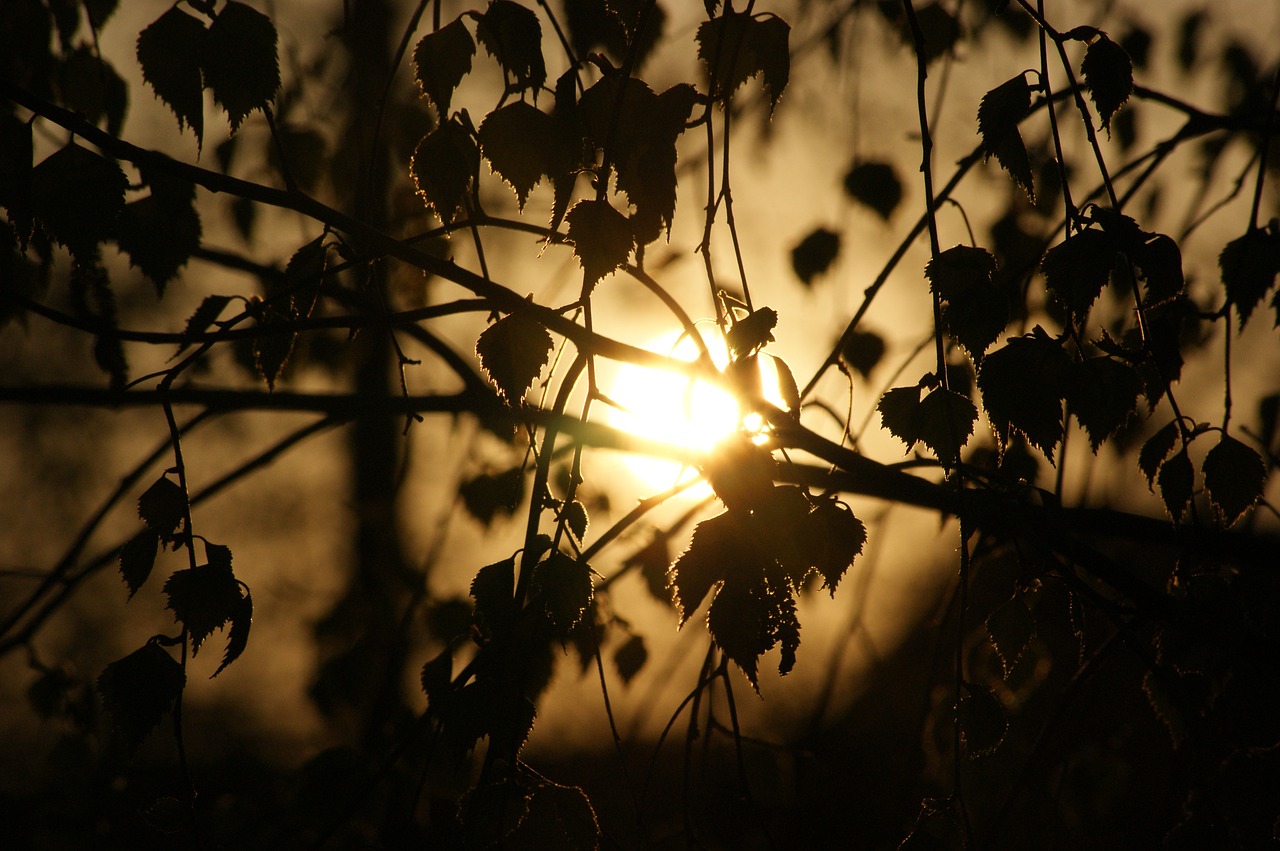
(479, 101, 556, 209)
(1219, 227, 1280, 327)
(843, 160, 902, 220)
(475, 0, 546, 94)
(726, 306, 777, 358)
(211, 587, 252, 677)
(114, 180, 202, 294)
(565, 198, 633, 291)
(0, 112, 34, 245)
(916, 387, 978, 468)
(1066, 356, 1141, 451)
(511, 781, 602, 849)
(470, 557, 516, 639)
(412, 18, 474, 119)
(697, 10, 790, 111)
(986, 595, 1037, 677)
(563, 500, 588, 542)
(136, 5, 206, 146)
(564, 0, 666, 70)
(879, 384, 923, 451)
(460, 467, 525, 524)
(927, 244, 1006, 360)
(977, 74, 1034, 199)
(790, 227, 840, 286)
(175, 296, 231, 357)
(420, 646, 454, 711)
(1138, 419, 1179, 485)
(163, 557, 244, 655)
(202, 1, 279, 133)
(97, 642, 185, 751)
(1202, 434, 1265, 526)
(56, 47, 128, 136)
(138, 475, 186, 541)
(475, 312, 554, 404)
(669, 511, 744, 623)
(1158, 447, 1194, 523)
(707, 579, 771, 689)
(839, 328, 886, 378)
(1081, 33, 1133, 134)
(806, 497, 866, 596)
(119, 529, 160, 599)
(532, 551, 594, 636)
(703, 436, 777, 512)
(1130, 232, 1185, 305)
(32, 143, 127, 257)
(958, 684, 1007, 758)
(412, 119, 480, 225)
(978, 330, 1071, 458)
(613, 633, 647, 685)
(1041, 228, 1115, 317)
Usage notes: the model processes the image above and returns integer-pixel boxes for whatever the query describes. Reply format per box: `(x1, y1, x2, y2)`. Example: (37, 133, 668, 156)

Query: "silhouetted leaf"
(916, 387, 978, 468)
(807, 497, 865, 595)
(211, 587, 251, 677)
(0, 112, 34, 245)
(986, 595, 1037, 677)
(479, 101, 556, 209)
(201, 1, 278, 133)
(727, 306, 777, 358)
(420, 646, 453, 712)
(978, 330, 1071, 458)
(769, 354, 802, 417)
(1041, 228, 1115, 317)
(532, 551, 594, 636)
(1139, 419, 1179, 485)
(411, 118, 479, 225)
(626, 534, 671, 604)
(114, 182, 202, 294)
(138, 475, 186, 541)
(511, 781, 602, 850)
(565, 199, 633, 291)
(57, 47, 128, 136)
(471, 556, 516, 639)
(32, 143, 126, 256)
(1066, 356, 1141, 451)
(977, 74, 1034, 199)
(564, 0, 666, 70)
(790, 227, 840, 285)
(163, 556, 244, 655)
(927, 244, 1007, 359)
(84, 0, 116, 28)
(136, 5, 206, 146)
(839, 328, 886, 377)
(1202, 434, 1265, 526)
(413, 18, 474, 119)
(958, 684, 1007, 758)
(1081, 33, 1132, 134)
(563, 500, 588, 542)
(1158, 447, 1194, 523)
(697, 10, 790, 111)
(879, 384, 924, 450)
(476, 0, 546, 94)
(460, 467, 525, 524)
(613, 633, 647, 685)
(900, 2, 961, 64)
(669, 512, 736, 623)
(707, 579, 771, 688)
(97, 642, 184, 751)
(119, 529, 160, 599)
(476, 313, 554, 404)
(1219, 227, 1280, 327)
(1130, 232, 1185, 305)
(703, 436, 777, 512)
(843, 160, 902, 220)
(176, 296, 232, 357)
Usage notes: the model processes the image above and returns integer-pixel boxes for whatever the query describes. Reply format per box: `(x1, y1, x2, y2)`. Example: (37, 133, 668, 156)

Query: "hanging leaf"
(475, 0, 546, 94)
(563, 500, 589, 542)
(531, 551, 594, 637)
(1202, 434, 1265, 526)
(707, 578, 772, 689)
(479, 101, 556, 209)
(976, 74, 1034, 199)
(460, 467, 525, 524)
(136, 5, 207, 146)
(790, 227, 840, 286)
(978, 330, 1072, 458)
(1157, 447, 1194, 523)
(412, 119, 479, 225)
(726, 306, 778, 358)
(806, 497, 866, 595)
(839, 328, 886, 378)
(114, 180, 202, 295)
(916, 387, 978, 468)
(1130, 231, 1185, 305)
(475, 313, 554, 404)
(565, 198, 633, 291)
(138, 475, 186, 542)
(926, 244, 1007, 360)
(564, 0, 666, 70)
(900, 2, 962, 64)
(413, 18, 475, 119)
(31, 143, 127, 257)
(118, 529, 160, 599)
(56, 47, 128, 136)
(879, 384, 924, 451)
(958, 684, 1008, 758)
(1219, 227, 1280, 328)
(163, 556, 245, 655)
(1065, 356, 1141, 452)
(985, 595, 1037, 677)
(420, 647, 454, 712)
(201, 1, 279, 133)
(175, 295, 232, 357)
(1138, 419, 1180, 486)
(1081, 33, 1133, 134)
(0, 112, 34, 246)
(97, 642, 185, 751)
(668, 511, 744, 623)
(1041, 228, 1116, 317)
(612, 633, 647, 685)
(211, 588, 252, 677)
(470, 556, 516, 640)
(696, 10, 790, 111)
(843, 160, 902, 220)
(509, 781, 602, 849)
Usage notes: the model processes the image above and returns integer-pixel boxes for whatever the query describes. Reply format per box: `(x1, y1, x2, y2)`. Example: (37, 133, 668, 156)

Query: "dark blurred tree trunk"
(310, 0, 415, 750)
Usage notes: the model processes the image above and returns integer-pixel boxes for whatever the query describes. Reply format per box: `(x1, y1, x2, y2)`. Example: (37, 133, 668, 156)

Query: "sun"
(601, 330, 749, 491)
